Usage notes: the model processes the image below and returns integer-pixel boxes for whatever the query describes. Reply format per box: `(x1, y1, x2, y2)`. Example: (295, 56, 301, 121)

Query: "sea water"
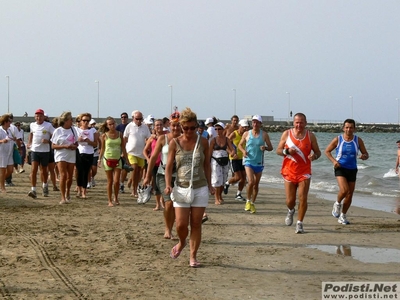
(261, 132, 400, 214)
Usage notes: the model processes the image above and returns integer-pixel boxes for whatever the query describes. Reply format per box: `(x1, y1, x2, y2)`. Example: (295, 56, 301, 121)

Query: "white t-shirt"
(207, 126, 217, 142)
(90, 128, 99, 157)
(76, 127, 95, 155)
(123, 122, 151, 158)
(51, 126, 78, 163)
(30, 121, 55, 152)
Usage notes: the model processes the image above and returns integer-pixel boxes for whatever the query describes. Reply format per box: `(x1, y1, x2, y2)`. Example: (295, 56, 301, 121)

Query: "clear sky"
(1, 0, 400, 123)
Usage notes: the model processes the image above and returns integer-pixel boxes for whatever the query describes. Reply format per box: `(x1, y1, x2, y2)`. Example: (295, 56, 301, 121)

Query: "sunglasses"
(182, 126, 197, 131)
(135, 118, 143, 121)
(121, 116, 128, 119)
(82, 119, 90, 122)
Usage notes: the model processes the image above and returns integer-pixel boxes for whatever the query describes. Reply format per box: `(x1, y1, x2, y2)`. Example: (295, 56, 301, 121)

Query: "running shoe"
(235, 194, 245, 201)
(43, 186, 49, 197)
(87, 183, 91, 189)
(244, 201, 251, 211)
(295, 222, 304, 234)
(332, 202, 342, 218)
(53, 186, 60, 191)
(137, 185, 152, 204)
(250, 203, 256, 214)
(91, 177, 96, 187)
(338, 214, 350, 225)
(119, 184, 125, 194)
(223, 183, 230, 195)
(28, 190, 37, 199)
(285, 208, 295, 226)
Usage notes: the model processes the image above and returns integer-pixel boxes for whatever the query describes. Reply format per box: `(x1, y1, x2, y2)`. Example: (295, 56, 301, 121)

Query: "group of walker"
(1, 109, 369, 268)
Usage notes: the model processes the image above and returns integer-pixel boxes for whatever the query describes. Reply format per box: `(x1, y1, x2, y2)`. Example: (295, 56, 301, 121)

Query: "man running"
(276, 113, 321, 234)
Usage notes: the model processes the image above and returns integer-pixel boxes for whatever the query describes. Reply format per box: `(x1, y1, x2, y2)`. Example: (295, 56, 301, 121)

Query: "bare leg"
(189, 207, 206, 263)
(164, 200, 175, 238)
(297, 179, 311, 222)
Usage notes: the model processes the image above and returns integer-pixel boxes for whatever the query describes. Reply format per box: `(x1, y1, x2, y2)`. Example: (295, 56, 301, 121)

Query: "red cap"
(35, 109, 44, 115)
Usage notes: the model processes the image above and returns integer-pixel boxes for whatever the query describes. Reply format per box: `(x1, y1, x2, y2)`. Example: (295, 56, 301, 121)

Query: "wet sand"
(1, 166, 400, 299)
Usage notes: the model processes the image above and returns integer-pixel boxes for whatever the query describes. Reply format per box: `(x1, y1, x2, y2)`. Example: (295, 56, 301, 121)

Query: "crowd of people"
(0, 109, 370, 267)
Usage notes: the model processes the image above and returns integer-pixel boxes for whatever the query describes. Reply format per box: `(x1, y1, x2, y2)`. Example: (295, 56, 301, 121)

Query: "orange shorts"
(282, 173, 311, 184)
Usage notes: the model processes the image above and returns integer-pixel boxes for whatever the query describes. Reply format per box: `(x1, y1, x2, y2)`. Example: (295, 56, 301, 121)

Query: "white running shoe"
(285, 208, 295, 226)
(332, 202, 341, 218)
(338, 214, 350, 225)
(295, 222, 304, 234)
(137, 185, 152, 204)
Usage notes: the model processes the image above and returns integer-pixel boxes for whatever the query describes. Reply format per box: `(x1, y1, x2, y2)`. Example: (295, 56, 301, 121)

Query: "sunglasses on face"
(81, 119, 90, 122)
(182, 126, 197, 131)
(135, 117, 143, 121)
(121, 116, 128, 119)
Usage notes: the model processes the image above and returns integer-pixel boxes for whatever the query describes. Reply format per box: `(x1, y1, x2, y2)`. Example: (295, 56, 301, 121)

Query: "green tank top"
(104, 133, 121, 159)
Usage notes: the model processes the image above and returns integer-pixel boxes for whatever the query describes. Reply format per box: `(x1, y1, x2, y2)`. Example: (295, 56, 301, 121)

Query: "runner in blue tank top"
(324, 119, 369, 225)
(238, 115, 273, 214)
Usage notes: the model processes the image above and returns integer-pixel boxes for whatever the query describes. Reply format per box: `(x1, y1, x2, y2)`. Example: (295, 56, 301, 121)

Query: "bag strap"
(189, 135, 200, 187)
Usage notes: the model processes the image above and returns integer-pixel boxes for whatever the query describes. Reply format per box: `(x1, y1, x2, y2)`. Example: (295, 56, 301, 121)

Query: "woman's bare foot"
(153, 207, 160, 211)
(108, 202, 114, 207)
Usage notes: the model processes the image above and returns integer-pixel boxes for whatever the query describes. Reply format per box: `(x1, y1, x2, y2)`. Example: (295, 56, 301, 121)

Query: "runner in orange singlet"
(276, 113, 321, 234)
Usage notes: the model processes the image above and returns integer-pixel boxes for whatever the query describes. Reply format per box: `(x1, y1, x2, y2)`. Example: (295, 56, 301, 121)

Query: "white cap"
(44, 113, 48, 117)
(215, 122, 225, 129)
(205, 117, 214, 125)
(252, 115, 262, 122)
(89, 119, 96, 125)
(147, 114, 155, 120)
(144, 117, 153, 125)
(239, 119, 249, 127)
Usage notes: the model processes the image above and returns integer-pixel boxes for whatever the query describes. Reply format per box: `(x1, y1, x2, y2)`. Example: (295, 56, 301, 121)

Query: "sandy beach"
(1, 166, 400, 300)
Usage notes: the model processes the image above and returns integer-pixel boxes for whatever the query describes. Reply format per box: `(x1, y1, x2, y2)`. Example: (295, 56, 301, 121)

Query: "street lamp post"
(5, 75, 9, 112)
(95, 80, 99, 118)
(349, 96, 353, 119)
(286, 92, 290, 121)
(168, 85, 173, 114)
(232, 89, 236, 115)
(397, 98, 399, 127)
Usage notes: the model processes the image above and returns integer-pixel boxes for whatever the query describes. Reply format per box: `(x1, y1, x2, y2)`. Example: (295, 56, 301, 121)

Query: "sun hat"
(198, 120, 206, 128)
(89, 119, 96, 125)
(215, 122, 225, 129)
(239, 119, 249, 127)
(35, 109, 44, 115)
(170, 111, 180, 122)
(252, 115, 262, 122)
(205, 117, 214, 125)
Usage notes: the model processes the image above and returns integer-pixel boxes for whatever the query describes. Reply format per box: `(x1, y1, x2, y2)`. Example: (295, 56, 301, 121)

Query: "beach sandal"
(202, 215, 209, 224)
(170, 243, 186, 259)
(189, 260, 201, 268)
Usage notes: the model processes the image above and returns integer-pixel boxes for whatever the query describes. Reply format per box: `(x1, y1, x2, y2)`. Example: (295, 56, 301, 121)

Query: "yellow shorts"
(128, 154, 145, 168)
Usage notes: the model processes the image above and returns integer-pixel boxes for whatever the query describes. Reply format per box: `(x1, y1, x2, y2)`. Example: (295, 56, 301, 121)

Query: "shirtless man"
(276, 113, 321, 234)
(224, 115, 239, 137)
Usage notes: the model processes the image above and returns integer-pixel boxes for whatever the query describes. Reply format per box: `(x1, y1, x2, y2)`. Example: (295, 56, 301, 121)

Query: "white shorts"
(173, 186, 209, 208)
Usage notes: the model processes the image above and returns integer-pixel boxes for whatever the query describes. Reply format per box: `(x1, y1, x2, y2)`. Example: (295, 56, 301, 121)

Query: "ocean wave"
(371, 192, 398, 198)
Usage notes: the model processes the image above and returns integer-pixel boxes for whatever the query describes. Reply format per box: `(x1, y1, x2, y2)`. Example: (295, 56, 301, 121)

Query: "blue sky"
(1, 0, 400, 123)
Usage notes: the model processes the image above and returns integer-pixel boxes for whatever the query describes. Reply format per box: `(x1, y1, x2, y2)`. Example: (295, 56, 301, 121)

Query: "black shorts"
(231, 159, 245, 172)
(92, 156, 99, 166)
(49, 149, 55, 163)
(334, 167, 357, 182)
(31, 151, 50, 167)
